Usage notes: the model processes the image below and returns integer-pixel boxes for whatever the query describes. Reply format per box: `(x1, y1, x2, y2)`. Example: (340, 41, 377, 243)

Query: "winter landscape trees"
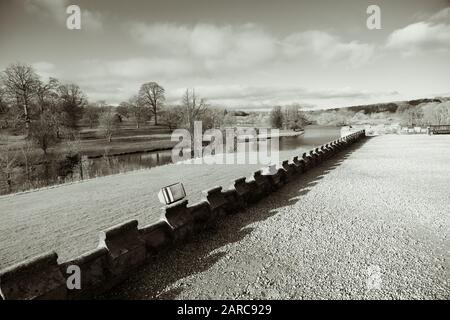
(138, 82, 165, 125)
(0, 62, 226, 194)
(1, 60, 449, 195)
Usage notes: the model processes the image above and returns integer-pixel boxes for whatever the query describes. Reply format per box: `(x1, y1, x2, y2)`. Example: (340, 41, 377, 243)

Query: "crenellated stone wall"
(0, 130, 366, 300)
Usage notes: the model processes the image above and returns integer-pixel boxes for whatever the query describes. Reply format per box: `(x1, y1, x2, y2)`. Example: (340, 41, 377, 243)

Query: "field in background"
(1, 123, 175, 159)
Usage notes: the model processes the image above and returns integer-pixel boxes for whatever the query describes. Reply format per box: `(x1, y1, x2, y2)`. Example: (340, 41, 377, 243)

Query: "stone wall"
(0, 130, 366, 300)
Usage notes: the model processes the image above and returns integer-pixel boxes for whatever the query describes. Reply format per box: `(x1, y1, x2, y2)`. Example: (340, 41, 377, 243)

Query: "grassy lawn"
(0, 124, 176, 160)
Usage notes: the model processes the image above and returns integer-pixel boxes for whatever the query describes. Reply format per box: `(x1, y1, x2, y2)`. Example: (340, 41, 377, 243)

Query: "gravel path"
(102, 135, 450, 300)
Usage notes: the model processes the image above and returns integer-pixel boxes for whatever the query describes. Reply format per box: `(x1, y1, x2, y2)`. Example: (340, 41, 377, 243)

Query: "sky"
(0, 0, 449, 109)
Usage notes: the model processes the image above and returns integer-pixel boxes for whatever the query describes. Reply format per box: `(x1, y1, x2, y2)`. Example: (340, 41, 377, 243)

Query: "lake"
(87, 125, 341, 175)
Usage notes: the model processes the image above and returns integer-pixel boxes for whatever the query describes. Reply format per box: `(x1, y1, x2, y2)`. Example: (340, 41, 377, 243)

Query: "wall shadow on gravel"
(98, 138, 371, 300)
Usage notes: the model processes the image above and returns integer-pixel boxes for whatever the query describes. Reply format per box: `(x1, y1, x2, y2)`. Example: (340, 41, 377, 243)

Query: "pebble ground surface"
(101, 135, 449, 300)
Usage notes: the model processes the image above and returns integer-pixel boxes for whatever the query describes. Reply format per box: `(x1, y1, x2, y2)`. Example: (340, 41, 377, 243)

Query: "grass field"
(0, 124, 176, 160)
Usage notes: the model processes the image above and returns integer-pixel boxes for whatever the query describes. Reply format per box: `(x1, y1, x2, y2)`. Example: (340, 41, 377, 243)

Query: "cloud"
(187, 85, 372, 101)
(42, 22, 378, 105)
(82, 10, 103, 32)
(38, 58, 398, 109)
(430, 7, 450, 21)
(129, 22, 375, 78)
(32, 61, 56, 79)
(53, 58, 196, 103)
(386, 7, 450, 56)
(130, 23, 191, 56)
(199, 24, 277, 71)
(166, 85, 397, 108)
(71, 20, 377, 104)
(24, 0, 103, 31)
(55, 57, 395, 107)
(80, 58, 195, 79)
(283, 31, 375, 67)
(130, 23, 277, 73)
(24, 0, 67, 24)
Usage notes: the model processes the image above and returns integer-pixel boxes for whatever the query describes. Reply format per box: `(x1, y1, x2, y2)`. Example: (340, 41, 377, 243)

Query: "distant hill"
(231, 110, 250, 116)
(325, 98, 446, 114)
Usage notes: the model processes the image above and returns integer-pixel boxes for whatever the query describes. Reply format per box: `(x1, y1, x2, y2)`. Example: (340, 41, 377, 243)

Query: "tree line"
(269, 105, 308, 130)
(0, 63, 87, 154)
(395, 101, 450, 127)
(0, 62, 236, 193)
(309, 101, 450, 127)
(0, 62, 229, 149)
(0, 61, 313, 194)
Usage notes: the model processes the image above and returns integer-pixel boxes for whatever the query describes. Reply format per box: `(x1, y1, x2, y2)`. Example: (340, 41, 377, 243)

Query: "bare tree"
(1, 63, 40, 130)
(20, 140, 35, 187)
(116, 103, 130, 120)
(99, 108, 120, 143)
(201, 107, 226, 130)
(28, 111, 59, 155)
(400, 107, 423, 127)
(0, 136, 19, 192)
(0, 85, 7, 114)
(138, 82, 165, 125)
(270, 106, 284, 129)
(58, 83, 86, 129)
(0, 85, 10, 129)
(36, 77, 59, 114)
(181, 89, 208, 155)
(425, 103, 450, 125)
(83, 105, 101, 129)
(284, 105, 308, 130)
(182, 89, 208, 133)
(120, 95, 147, 128)
(37, 79, 67, 138)
(161, 105, 184, 130)
(62, 132, 84, 180)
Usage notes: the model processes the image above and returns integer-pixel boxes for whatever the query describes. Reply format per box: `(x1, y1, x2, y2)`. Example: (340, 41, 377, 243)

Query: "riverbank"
(0, 124, 175, 160)
(90, 129, 305, 158)
(102, 134, 450, 299)
(1, 126, 304, 160)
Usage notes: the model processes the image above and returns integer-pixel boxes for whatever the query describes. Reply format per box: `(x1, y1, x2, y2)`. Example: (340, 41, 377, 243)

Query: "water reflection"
(88, 151, 173, 177)
(88, 125, 340, 172)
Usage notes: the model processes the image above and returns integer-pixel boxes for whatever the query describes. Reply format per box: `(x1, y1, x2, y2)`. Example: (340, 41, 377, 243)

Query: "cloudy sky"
(1, 0, 449, 109)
